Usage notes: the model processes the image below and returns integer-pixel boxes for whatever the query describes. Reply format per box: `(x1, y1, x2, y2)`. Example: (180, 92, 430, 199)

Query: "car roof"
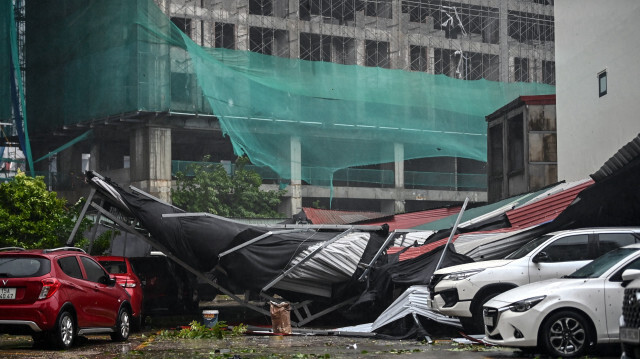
(546, 227, 640, 236)
(95, 256, 128, 261)
(0, 247, 87, 256)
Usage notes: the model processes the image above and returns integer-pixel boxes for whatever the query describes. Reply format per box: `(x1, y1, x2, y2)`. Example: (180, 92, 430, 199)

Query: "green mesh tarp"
(26, 0, 555, 187)
(1, 0, 12, 122)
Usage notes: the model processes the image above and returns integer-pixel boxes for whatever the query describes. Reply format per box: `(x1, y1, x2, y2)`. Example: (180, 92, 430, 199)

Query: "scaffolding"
(156, 0, 555, 85)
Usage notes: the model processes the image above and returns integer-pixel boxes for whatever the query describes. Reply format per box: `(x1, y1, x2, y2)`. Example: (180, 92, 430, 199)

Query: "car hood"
(485, 277, 590, 307)
(435, 259, 514, 275)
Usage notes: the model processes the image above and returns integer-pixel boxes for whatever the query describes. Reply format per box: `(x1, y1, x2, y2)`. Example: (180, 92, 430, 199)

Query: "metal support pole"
(66, 187, 96, 246)
(434, 197, 469, 273)
(218, 229, 310, 258)
(358, 230, 397, 281)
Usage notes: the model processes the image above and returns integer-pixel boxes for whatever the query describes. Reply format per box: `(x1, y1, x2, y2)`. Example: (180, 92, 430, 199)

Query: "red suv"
(0, 247, 132, 349)
(95, 256, 144, 330)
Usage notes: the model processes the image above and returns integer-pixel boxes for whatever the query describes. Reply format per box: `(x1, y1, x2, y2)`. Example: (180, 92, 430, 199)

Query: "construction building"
(3, 0, 556, 217)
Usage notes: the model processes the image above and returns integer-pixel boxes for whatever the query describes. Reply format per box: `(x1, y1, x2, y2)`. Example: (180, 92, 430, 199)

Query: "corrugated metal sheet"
(365, 207, 462, 231)
(302, 207, 390, 225)
(411, 187, 552, 231)
(395, 179, 594, 262)
(506, 179, 593, 228)
(591, 133, 640, 182)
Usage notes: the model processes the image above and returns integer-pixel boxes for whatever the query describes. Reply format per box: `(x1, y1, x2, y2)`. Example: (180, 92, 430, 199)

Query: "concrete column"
(356, 38, 366, 66)
(89, 142, 100, 172)
(129, 127, 172, 202)
(286, 0, 300, 59)
(393, 142, 405, 213)
(498, 1, 509, 82)
(287, 136, 302, 217)
(236, 0, 250, 51)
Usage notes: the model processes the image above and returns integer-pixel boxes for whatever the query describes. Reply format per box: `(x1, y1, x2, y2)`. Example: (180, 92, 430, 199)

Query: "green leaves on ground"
(159, 320, 247, 340)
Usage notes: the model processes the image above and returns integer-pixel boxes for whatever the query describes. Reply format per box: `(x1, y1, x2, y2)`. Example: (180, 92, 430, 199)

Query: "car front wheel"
(52, 310, 75, 349)
(111, 307, 131, 342)
(540, 310, 593, 358)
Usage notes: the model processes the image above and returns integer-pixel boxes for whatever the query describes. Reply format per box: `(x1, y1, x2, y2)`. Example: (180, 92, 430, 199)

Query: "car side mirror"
(532, 251, 550, 264)
(622, 269, 640, 287)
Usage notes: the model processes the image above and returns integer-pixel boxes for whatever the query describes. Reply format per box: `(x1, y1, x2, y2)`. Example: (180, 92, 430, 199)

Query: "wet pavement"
(0, 326, 624, 359)
(0, 299, 624, 358)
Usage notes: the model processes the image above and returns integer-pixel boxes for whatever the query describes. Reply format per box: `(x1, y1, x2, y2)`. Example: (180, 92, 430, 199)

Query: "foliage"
(89, 229, 120, 255)
(159, 320, 246, 340)
(0, 172, 91, 249)
(172, 156, 285, 218)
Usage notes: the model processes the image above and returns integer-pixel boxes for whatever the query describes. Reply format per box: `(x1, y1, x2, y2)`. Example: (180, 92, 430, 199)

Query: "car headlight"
(442, 269, 485, 281)
(508, 295, 546, 312)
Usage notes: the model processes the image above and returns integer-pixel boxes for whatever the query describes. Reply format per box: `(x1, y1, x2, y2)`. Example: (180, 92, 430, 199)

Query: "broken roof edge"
(591, 133, 640, 182)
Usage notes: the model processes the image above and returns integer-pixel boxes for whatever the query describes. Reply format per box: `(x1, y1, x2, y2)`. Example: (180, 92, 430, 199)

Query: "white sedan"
(483, 243, 640, 358)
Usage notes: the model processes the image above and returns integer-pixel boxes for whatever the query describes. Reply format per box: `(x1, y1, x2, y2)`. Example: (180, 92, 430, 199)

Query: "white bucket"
(202, 309, 219, 328)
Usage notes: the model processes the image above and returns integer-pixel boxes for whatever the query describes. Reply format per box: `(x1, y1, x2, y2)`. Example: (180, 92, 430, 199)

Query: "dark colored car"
(128, 254, 199, 315)
(95, 256, 144, 330)
(0, 247, 132, 349)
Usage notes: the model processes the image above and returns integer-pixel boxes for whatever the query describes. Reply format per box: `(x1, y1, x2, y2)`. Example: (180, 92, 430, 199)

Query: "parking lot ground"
(0, 297, 624, 358)
(0, 327, 624, 359)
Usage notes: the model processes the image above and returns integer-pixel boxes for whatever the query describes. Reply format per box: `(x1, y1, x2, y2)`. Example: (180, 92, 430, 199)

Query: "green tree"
(0, 172, 91, 249)
(172, 156, 285, 218)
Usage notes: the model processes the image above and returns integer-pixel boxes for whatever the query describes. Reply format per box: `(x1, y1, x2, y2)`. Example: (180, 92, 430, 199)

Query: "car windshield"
(0, 256, 51, 277)
(504, 235, 554, 259)
(99, 260, 128, 274)
(564, 247, 640, 279)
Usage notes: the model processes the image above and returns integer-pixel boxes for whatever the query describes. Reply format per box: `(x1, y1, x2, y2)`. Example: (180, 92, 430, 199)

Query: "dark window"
(489, 124, 504, 177)
(81, 257, 108, 284)
(599, 70, 607, 97)
(410, 45, 428, 72)
(0, 257, 50, 278)
(514, 57, 529, 82)
(215, 23, 235, 49)
(543, 60, 556, 85)
(365, 40, 390, 68)
(99, 260, 128, 274)
(171, 17, 192, 38)
(611, 257, 640, 282)
(542, 234, 591, 262)
(507, 114, 524, 173)
(58, 256, 83, 279)
(598, 233, 640, 256)
(249, 0, 272, 16)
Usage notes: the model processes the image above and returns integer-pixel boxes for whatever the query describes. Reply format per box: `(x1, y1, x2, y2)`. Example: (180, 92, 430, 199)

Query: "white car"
(428, 227, 640, 333)
(482, 244, 640, 358)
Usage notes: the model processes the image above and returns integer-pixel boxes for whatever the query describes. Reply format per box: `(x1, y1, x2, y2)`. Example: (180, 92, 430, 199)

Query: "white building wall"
(555, 0, 640, 182)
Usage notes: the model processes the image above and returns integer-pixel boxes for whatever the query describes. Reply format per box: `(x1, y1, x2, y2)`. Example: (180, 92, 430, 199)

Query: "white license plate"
(621, 327, 640, 344)
(0, 287, 16, 300)
(483, 315, 494, 327)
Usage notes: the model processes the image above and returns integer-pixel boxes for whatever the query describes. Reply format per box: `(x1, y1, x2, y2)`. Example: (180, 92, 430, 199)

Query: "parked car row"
(0, 247, 200, 350)
(427, 227, 640, 358)
(0, 247, 134, 349)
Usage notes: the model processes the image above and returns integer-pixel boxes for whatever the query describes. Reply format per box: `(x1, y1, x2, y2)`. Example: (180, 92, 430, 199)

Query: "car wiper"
(0, 273, 9, 277)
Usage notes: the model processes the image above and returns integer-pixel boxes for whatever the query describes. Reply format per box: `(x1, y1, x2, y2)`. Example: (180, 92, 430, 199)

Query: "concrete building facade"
(26, 0, 555, 217)
(555, 0, 640, 182)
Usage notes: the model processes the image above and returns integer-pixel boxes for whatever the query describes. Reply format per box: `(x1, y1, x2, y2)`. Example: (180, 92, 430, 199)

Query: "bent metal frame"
(67, 171, 387, 327)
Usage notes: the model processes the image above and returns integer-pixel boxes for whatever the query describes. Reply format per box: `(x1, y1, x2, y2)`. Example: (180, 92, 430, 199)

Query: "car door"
(604, 257, 640, 338)
(79, 256, 121, 327)
(529, 234, 593, 282)
(56, 255, 96, 327)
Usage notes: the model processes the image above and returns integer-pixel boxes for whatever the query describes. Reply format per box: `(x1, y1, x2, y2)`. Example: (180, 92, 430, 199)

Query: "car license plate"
(483, 315, 494, 327)
(0, 287, 16, 300)
(621, 327, 640, 343)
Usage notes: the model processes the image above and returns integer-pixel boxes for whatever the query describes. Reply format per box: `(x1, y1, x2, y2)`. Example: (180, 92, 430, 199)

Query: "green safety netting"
(1, 0, 11, 123)
(26, 0, 555, 188)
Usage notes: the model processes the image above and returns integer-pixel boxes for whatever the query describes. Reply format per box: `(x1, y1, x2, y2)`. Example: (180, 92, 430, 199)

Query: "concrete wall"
(555, 1, 640, 181)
